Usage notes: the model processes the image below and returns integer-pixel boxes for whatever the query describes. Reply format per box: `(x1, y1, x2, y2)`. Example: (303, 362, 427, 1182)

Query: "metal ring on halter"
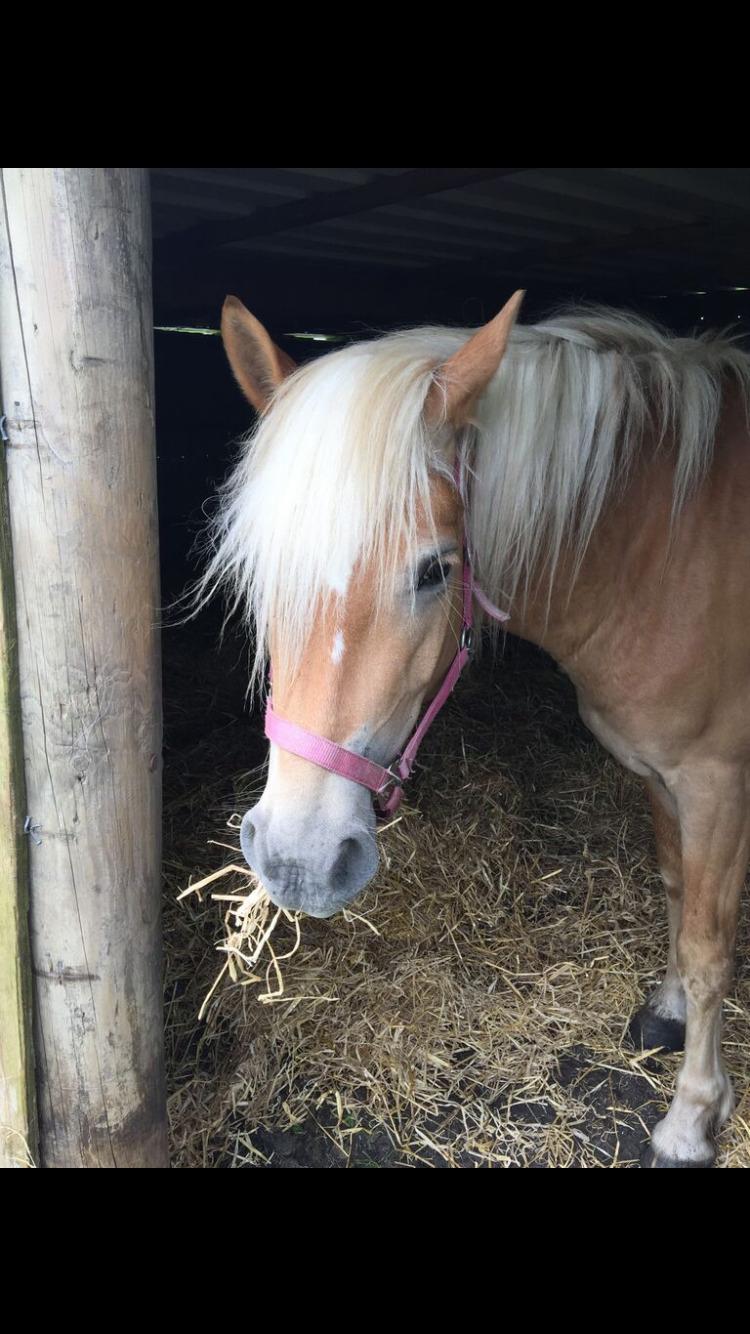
(376, 766, 404, 797)
(460, 625, 475, 654)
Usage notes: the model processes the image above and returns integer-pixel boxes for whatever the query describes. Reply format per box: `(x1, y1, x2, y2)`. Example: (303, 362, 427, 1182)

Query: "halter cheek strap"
(264, 530, 509, 816)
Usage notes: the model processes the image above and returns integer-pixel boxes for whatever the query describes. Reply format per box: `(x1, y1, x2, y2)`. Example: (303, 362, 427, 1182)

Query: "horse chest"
(576, 695, 661, 780)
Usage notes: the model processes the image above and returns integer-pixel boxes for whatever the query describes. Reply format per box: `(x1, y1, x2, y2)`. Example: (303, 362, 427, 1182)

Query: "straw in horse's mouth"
(178, 818, 388, 1009)
(179, 859, 303, 1008)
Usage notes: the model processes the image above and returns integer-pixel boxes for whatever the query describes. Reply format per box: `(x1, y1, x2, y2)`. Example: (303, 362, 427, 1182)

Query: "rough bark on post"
(0, 168, 168, 1167)
(0, 419, 36, 1168)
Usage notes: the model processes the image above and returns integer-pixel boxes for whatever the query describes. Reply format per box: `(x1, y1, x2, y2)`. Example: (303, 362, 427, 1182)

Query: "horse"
(196, 291, 750, 1168)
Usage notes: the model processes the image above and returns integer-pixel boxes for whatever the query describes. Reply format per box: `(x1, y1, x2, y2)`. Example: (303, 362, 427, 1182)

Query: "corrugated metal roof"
(150, 167, 750, 290)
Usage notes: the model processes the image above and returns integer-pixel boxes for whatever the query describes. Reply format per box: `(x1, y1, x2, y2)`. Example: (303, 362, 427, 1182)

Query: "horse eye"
(416, 557, 450, 591)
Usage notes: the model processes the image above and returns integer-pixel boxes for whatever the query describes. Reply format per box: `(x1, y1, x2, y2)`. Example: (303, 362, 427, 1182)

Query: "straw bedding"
(162, 626, 750, 1168)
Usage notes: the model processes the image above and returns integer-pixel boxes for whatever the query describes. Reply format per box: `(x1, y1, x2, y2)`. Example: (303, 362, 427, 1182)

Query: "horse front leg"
(629, 780, 687, 1052)
(644, 765, 750, 1169)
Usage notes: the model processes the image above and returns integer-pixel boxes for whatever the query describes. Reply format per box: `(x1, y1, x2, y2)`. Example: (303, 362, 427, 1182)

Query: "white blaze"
(326, 555, 353, 597)
(331, 631, 345, 665)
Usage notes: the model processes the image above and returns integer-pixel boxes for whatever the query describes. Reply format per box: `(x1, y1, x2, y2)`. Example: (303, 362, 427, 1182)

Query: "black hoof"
(628, 1005, 685, 1054)
(640, 1141, 714, 1169)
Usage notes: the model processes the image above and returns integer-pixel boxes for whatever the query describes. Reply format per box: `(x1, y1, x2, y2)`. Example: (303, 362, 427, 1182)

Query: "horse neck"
(477, 436, 678, 670)
(465, 342, 750, 680)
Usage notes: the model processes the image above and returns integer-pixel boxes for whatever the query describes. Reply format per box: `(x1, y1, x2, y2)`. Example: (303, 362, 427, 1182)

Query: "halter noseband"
(264, 477, 509, 817)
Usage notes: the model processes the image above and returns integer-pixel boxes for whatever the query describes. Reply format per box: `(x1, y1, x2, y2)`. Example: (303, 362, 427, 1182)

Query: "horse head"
(217, 291, 522, 917)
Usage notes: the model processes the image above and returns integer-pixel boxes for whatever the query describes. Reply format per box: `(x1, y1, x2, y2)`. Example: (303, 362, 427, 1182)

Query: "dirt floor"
(161, 614, 750, 1168)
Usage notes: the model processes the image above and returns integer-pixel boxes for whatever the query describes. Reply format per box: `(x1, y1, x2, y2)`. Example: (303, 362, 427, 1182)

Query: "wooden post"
(0, 168, 168, 1167)
(0, 417, 37, 1168)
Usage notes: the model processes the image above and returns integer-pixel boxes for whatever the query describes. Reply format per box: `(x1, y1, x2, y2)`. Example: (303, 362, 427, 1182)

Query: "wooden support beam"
(0, 168, 168, 1168)
(0, 413, 36, 1168)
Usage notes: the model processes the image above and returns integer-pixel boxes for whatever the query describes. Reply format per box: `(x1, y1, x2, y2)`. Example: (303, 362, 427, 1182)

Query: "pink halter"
(264, 478, 509, 817)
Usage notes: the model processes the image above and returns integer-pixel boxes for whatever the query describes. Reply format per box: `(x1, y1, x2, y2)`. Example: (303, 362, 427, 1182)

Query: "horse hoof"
(640, 1142, 714, 1169)
(628, 1005, 685, 1053)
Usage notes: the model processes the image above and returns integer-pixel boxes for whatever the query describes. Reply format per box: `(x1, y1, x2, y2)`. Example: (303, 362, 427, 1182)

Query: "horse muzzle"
(239, 801, 379, 917)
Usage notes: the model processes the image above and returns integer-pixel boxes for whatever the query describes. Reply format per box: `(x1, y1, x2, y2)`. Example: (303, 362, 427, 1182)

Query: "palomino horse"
(200, 291, 750, 1168)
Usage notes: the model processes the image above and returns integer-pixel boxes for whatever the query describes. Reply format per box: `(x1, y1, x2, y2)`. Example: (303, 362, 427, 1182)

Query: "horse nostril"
(239, 808, 264, 869)
(330, 837, 366, 893)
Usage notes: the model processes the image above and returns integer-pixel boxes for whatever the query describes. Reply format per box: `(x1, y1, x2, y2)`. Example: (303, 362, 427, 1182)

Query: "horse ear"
(425, 290, 525, 426)
(221, 295, 297, 413)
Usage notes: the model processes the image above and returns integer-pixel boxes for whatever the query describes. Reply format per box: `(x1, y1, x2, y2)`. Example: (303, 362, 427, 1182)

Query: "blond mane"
(191, 307, 750, 691)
